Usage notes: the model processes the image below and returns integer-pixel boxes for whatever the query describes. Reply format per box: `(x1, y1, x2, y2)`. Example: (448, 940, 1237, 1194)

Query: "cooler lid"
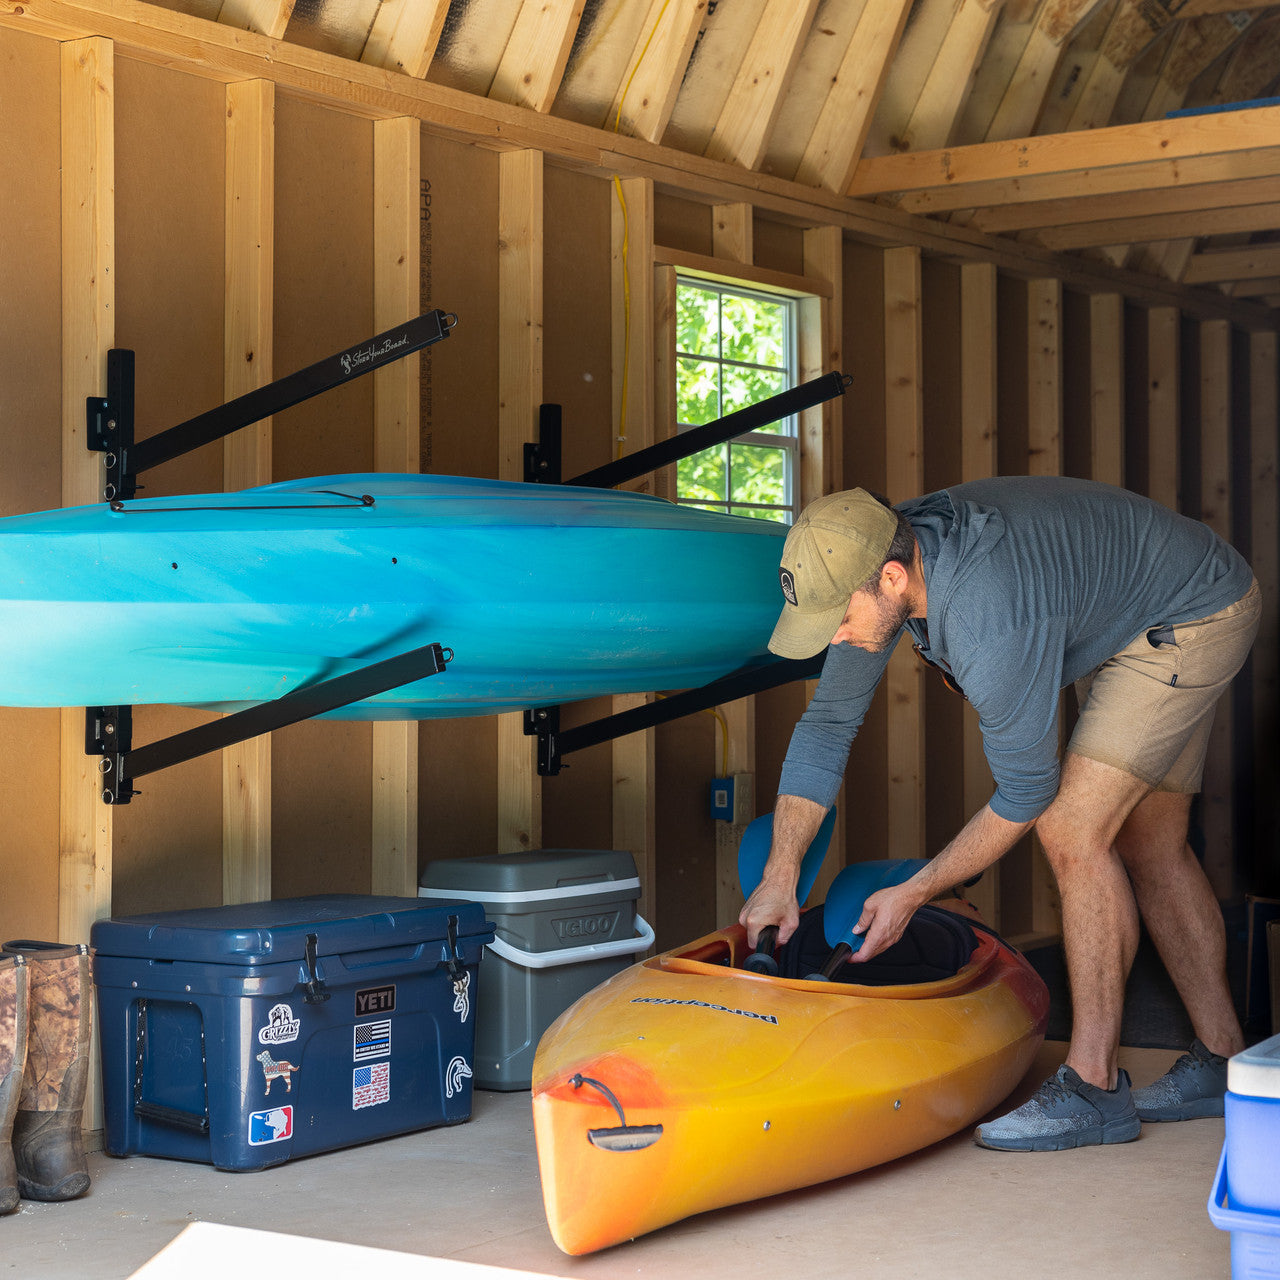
(420, 849, 639, 902)
(1229, 1032, 1280, 1099)
(90, 894, 491, 965)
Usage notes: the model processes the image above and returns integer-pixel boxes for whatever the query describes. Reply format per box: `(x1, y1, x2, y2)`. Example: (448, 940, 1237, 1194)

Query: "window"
(675, 279, 798, 523)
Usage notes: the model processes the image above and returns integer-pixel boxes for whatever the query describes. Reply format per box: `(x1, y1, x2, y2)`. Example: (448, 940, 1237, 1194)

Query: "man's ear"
(880, 559, 910, 595)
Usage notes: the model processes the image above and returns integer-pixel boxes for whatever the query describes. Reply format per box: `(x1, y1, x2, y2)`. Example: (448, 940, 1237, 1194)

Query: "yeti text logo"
(780, 567, 798, 606)
(552, 911, 618, 942)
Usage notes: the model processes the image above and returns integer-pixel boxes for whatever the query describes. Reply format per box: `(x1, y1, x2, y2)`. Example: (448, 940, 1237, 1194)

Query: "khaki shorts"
(1070, 579, 1261, 793)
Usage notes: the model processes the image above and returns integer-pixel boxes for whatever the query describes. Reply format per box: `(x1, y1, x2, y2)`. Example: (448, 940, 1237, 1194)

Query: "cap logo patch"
(779, 567, 798, 606)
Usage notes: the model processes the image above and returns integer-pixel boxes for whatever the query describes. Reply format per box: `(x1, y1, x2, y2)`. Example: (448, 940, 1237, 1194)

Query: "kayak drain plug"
(571, 1073, 664, 1153)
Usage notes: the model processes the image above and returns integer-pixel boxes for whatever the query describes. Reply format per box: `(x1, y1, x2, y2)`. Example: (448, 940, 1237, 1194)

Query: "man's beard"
(862, 587, 912, 652)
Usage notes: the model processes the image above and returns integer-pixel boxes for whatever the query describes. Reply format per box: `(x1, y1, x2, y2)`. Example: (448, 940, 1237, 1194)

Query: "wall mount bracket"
(87, 642, 452, 804)
(86, 309, 456, 503)
(82, 310, 458, 800)
(521, 369, 849, 772)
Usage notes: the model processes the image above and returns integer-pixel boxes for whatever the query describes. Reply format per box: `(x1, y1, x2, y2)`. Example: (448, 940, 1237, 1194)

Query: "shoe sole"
(974, 1117, 1142, 1152)
(1136, 1097, 1224, 1122)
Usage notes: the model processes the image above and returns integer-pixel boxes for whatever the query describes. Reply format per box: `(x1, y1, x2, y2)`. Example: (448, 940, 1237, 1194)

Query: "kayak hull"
(531, 919, 1049, 1255)
(0, 473, 785, 716)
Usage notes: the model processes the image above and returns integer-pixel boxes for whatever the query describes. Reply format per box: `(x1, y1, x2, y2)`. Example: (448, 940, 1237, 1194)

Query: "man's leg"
(974, 752, 1149, 1151)
(1034, 751, 1151, 1090)
(1114, 789, 1244, 1061)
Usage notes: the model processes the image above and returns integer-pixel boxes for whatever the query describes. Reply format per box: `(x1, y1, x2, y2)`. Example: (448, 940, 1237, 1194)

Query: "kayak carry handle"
(571, 1073, 664, 1153)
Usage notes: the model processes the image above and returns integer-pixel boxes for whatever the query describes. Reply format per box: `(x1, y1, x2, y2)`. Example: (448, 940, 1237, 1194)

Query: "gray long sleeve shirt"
(777, 476, 1253, 824)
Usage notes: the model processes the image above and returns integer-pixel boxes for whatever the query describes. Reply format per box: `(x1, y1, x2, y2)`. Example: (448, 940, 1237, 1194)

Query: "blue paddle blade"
(737, 806, 838, 908)
(822, 858, 930, 951)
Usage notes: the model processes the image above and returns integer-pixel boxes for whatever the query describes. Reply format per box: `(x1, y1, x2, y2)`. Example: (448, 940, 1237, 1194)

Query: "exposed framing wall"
(0, 9, 1275, 983)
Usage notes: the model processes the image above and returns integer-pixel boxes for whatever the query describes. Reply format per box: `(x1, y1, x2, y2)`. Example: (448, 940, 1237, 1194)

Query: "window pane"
(677, 445, 727, 503)
(676, 287, 720, 357)
(677, 357, 720, 426)
(720, 294, 786, 367)
(730, 444, 787, 508)
(723, 365, 784, 416)
(733, 505, 788, 523)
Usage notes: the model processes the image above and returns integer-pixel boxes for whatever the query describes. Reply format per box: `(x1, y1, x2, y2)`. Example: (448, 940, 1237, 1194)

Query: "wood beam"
(217, 0, 294, 40)
(222, 78, 274, 905)
(1197, 318, 1235, 899)
(799, 223, 845, 902)
(60, 34, 115, 947)
(1146, 305, 1181, 511)
(497, 149, 544, 855)
(973, 173, 1280, 234)
(360, 0, 450, 78)
(895, 144, 1280, 218)
(849, 102, 1280, 197)
(986, 0, 1111, 141)
(1038, 199, 1280, 251)
(1027, 277, 1063, 939)
(1249, 329, 1278, 871)
(370, 116, 421, 896)
(959, 261, 999, 926)
(705, 0, 818, 170)
(490, 0, 587, 114)
(883, 246, 926, 861)
(1090, 293, 1124, 487)
(794, 0, 916, 193)
(1183, 243, 1280, 285)
(605, 0, 706, 143)
(898, 0, 1006, 153)
(612, 176, 657, 936)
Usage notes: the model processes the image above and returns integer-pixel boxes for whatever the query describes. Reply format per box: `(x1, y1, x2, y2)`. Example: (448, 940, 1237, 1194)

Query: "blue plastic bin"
(1208, 1147, 1280, 1279)
(91, 894, 494, 1171)
(1208, 1032, 1280, 1278)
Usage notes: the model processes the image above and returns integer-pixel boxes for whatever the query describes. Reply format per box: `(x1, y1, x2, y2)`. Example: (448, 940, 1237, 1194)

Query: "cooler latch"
(302, 932, 330, 1005)
(444, 915, 467, 993)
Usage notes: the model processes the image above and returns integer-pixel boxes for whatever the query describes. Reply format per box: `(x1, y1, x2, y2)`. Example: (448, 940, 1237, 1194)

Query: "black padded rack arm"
(87, 642, 452, 804)
(521, 370, 850, 774)
(87, 309, 456, 503)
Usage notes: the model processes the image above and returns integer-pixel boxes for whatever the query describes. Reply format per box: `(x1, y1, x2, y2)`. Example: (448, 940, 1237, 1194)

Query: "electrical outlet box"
(711, 777, 734, 822)
(711, 773, 753, 824)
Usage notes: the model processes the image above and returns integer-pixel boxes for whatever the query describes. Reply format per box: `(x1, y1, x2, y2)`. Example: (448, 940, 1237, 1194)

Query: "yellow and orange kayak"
(531, 914, 1049, 1255)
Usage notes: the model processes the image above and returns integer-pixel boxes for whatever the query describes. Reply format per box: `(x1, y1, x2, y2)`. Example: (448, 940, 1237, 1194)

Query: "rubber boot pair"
(0, 941, 93, 1213)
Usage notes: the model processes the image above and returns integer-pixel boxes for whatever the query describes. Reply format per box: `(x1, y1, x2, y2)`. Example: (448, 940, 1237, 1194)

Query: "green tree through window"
(675, 280, 797, 523)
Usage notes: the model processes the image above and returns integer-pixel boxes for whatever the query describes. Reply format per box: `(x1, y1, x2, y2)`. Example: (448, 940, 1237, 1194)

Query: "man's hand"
(848, 879, 925, 962)
(739, 876, 802, 949)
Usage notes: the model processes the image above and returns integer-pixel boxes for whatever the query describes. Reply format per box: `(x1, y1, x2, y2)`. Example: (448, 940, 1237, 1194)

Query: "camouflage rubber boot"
(1, 942, 93, 1202)
(0, 953, 30, 1213)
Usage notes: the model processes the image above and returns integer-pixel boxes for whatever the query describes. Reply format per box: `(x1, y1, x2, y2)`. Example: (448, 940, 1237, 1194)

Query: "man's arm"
(738, 794, 829, 947)
(848, 803, 1033, 962)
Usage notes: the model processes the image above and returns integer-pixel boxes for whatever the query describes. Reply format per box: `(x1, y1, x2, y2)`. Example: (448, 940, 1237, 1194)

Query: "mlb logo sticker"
(353, 1061, 390, 1110)
(248, 1106, 293, 1145)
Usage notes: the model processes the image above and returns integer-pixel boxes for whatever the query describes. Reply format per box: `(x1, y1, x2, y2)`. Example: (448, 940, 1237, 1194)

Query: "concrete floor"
(3, 1042, 1231, 1279)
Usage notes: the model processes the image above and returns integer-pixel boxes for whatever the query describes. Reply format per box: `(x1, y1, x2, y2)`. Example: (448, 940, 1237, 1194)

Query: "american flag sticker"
(353, 1061, 390, 1110)
(354, 1019, 391, 1061)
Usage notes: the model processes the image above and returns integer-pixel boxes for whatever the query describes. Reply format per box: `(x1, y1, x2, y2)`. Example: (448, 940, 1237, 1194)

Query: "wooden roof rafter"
(359, 0, 451, 79)
(489, 0, 588, 113)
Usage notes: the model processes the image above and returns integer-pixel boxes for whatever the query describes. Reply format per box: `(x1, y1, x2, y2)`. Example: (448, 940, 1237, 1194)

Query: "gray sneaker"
(1132, 1039, 1228, 1121)
(975, 1065, 1142, 1151)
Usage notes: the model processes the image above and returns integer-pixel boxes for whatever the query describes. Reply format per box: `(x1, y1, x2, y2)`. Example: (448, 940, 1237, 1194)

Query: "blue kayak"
(0, 473, 787, 718)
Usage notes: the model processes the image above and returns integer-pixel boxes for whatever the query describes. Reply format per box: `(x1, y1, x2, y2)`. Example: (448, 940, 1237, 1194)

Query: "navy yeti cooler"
(90, 894, 493, 1171)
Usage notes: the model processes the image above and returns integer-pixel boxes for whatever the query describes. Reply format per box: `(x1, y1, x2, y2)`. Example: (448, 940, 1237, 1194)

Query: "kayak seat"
(776, 903, 979, 986)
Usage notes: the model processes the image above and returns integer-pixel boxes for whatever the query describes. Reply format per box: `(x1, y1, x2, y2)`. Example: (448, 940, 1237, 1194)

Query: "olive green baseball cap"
(767, 489, 900, 659)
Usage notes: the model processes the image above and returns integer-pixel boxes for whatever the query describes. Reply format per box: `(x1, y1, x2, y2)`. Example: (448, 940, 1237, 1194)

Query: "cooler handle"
(484, 915, 654, 970)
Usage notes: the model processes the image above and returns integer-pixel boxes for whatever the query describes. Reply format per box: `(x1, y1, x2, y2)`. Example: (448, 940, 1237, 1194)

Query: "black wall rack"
(522, 371, 849, 775)
(83, 312, 456, 803)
